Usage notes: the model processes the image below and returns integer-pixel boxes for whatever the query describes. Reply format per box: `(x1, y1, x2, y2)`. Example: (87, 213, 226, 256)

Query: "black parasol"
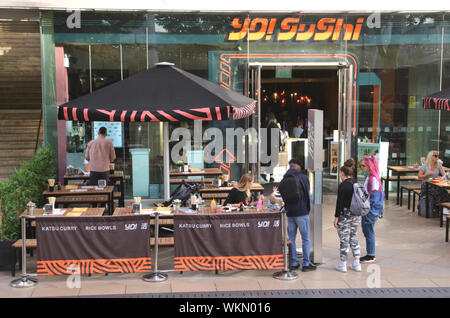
(58, 62, 255, 122)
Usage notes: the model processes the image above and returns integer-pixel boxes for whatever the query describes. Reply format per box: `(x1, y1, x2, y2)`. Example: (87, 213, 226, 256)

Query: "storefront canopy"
(58, 62, 255, 122)
(423, 88, 450, 112)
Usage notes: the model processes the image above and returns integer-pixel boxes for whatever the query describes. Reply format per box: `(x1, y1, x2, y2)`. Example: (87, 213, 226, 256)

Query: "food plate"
(432, 178, 441, 183)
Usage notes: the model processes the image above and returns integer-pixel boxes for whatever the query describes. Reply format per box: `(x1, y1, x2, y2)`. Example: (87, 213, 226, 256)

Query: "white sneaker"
(351, 260, 362, 272)
(336, 261, 347, 273)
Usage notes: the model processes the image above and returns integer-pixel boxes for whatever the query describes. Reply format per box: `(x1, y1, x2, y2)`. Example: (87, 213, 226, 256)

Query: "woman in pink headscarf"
(359, 155, 384, 264)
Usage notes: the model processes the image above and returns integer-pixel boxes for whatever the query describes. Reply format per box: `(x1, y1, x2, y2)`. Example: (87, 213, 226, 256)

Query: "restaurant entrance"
(245, 61, 353, 184)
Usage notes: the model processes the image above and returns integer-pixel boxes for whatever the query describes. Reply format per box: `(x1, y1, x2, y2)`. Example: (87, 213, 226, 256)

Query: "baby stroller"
(162, 180, 198, 207)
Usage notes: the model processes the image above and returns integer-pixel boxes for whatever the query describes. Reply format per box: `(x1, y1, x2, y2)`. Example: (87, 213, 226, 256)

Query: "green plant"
(0, 146, 55, 241)
(176, 161, 185, 167)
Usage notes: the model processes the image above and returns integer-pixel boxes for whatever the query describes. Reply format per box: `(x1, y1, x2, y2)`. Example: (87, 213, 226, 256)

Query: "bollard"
(142, 212, 168, 282)
(273, 209, 298, 281)
(10, 215, 37, 288)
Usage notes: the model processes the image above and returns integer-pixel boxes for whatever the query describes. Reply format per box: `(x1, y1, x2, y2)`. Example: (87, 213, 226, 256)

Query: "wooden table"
(170, 168, 223, 177)
(386, 166, 421, 204)
(43, 185, 114, 215)
(425, 180, 450, 219)
(64, 171, 124, 207)
(21, 207, 105, 218)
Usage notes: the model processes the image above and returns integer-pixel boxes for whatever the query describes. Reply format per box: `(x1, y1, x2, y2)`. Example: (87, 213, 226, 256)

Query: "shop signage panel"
(36, 215, 152, 275)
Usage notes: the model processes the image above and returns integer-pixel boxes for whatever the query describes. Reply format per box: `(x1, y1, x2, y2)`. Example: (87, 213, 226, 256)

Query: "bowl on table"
(432, 178, 441, 184)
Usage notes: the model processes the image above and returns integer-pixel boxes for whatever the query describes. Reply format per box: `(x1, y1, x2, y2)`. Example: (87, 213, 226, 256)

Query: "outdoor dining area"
(5, 62, 297, 289)
(382, 162, 450, 241)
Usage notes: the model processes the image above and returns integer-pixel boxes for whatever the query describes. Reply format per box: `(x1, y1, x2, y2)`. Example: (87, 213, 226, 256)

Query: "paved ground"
(0, 193, 449, 298)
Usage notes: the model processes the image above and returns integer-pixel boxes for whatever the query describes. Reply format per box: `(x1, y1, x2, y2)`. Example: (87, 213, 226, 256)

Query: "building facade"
(2, 7, 450, 198)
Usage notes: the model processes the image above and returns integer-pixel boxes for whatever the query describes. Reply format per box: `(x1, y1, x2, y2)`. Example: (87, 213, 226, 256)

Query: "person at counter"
(85, 126, 116, 186)
(223, 173, 254, 206)
(418, 150, 447, 218)
(292, 119, 304, 138)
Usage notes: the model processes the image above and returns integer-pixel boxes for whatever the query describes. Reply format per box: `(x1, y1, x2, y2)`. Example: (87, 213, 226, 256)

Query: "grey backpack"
(350, 182, 371, 216)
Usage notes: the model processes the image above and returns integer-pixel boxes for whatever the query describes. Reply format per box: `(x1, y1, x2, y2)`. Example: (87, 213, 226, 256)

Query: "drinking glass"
(98, 179, 107, 188)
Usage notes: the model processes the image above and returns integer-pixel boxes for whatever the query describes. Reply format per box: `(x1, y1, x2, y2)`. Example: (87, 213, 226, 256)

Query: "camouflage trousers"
(337, 213, 361, 261)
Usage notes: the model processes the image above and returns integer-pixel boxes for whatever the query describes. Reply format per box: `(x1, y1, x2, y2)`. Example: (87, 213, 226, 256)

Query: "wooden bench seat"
(150, 237, 174, 246)
(400, 184, 422, 209)
(201, 193, 229, 204)
(382, 176, 419, 181)
(170, 178, 214, 184)
(11, 239, 37, 276)
(12, 239, 37, 249)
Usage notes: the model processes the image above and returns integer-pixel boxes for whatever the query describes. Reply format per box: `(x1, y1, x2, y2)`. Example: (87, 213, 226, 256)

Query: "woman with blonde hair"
(418, 150, 446, 218)
(223, 173, 254, 206)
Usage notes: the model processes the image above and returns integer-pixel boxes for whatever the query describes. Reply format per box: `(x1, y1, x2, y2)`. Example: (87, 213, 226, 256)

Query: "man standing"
(85, 127, 116, 186)
(278, 158, 316, 272)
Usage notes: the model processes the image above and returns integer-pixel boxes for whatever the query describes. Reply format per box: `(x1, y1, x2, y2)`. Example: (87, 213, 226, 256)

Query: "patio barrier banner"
(36, 215, 152, 275)
(174, 212, 283, 271)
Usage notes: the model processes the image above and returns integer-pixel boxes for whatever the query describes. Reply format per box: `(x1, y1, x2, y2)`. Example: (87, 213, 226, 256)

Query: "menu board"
(93, 121, 123, 148)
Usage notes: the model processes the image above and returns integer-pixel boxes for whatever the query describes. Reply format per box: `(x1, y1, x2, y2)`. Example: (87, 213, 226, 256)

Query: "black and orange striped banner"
(36, 215, 152, 276)
(174, 212, 283, 272)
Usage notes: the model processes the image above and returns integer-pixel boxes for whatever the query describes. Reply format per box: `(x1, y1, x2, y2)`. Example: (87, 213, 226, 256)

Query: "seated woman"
(418, 150, 446, 218)
(223, 173, 254, 206)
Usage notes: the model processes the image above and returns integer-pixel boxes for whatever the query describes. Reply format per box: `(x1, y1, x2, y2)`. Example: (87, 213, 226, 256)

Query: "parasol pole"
(163, 121, 170, 201)
(438, 15, 444, 152)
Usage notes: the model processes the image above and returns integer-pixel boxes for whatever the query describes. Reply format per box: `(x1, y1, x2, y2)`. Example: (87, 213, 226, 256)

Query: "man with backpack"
(278, 158, 316, 272)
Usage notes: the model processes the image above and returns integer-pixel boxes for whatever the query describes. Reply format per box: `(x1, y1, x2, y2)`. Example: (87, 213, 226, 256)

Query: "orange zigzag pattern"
(37, 257, 152, 276)
(174, 255, 284, 272)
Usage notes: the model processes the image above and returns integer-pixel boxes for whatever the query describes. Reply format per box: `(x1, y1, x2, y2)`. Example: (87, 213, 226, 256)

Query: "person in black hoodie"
(281, 158, 316, 272)
(334, 158, 361, 273)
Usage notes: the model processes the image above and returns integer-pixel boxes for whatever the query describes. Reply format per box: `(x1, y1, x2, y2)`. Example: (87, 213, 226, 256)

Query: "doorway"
(245, 62, 351, 192)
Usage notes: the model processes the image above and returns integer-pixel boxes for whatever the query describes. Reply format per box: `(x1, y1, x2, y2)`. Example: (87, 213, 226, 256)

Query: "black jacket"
(335, 178, 355, 217)
(224, 188, 248, 205)
(282, 168, 311, 217)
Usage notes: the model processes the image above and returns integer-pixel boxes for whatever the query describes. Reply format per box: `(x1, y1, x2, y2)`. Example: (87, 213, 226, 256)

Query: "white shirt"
(364, 176, 380, 193)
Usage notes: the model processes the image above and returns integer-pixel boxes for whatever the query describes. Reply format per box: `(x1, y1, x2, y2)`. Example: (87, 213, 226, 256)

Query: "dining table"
(64, 170, 124, 207)
(425, 179, 450, 219)
(386, 165, 449, 205)
(42, 185, 114, 214)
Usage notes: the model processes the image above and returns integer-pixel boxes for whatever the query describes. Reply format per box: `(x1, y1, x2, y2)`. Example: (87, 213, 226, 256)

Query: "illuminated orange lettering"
(342, 23, 354, 41)
(227, 18, 250, 41)
(226, 16, 365, 42)
(352, 18, 364, 40)
(248, 18, 269, 41)
(265, 18, 277, 40)
(332, 18, 344, 40)
(295, 24, 315, 41)
(277, 18, 299, 41)
(314, 18, 335, 41)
